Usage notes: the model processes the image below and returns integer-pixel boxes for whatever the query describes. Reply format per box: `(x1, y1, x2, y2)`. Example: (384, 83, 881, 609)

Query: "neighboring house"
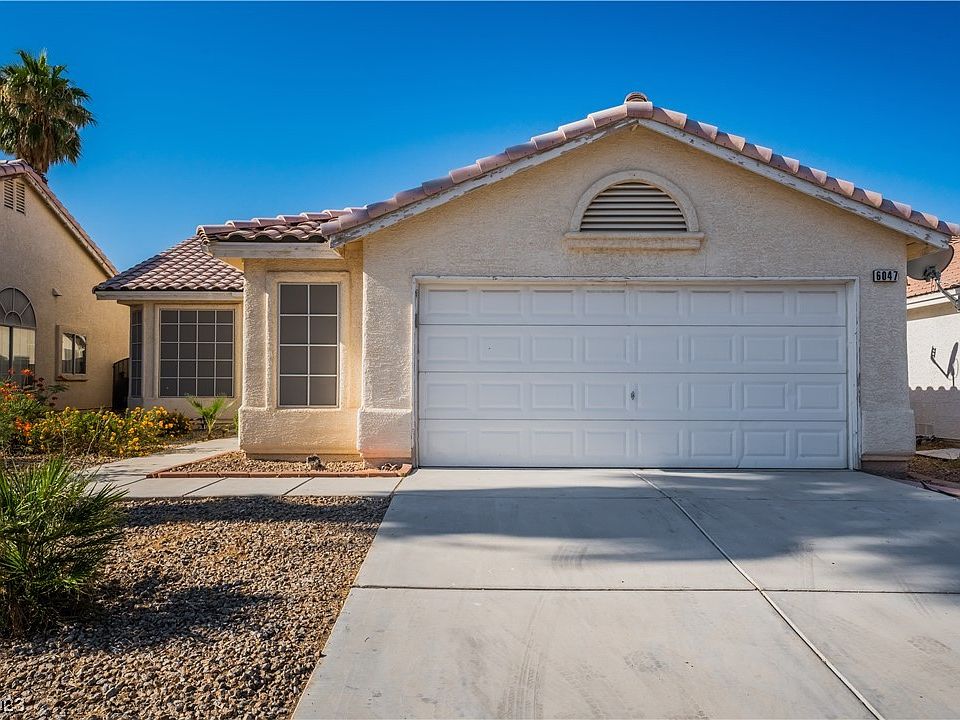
(0, 160, 128, 409)
(98, 93, 959, 471)
(93, 237, 244, 416)
(906, 240, 960, 439)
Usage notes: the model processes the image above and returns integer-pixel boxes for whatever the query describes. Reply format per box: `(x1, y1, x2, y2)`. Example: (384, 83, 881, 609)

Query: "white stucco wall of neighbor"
(907, 298, 960, 439)
(352, 125, 914, 467)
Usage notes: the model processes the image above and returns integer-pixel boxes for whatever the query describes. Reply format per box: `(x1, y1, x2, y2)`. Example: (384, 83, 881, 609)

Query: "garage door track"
(294, 468, 960, 719)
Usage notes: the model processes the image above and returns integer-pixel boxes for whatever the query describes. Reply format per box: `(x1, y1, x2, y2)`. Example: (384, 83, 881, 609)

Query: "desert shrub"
(28, 406, 190, 458)
(156, 407, 192, 437)
(187, 396, 233, 439)
(0, 457, 126, 637)
(0, 374, 65, 454)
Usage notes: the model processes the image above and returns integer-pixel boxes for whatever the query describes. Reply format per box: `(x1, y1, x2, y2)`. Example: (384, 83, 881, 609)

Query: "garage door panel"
(418, 420, 848, 468)
(420, 325, 846, 373)
(420, 372, 846, 421)
(419, 284, 846, 326)
(417, 281, 850, 469)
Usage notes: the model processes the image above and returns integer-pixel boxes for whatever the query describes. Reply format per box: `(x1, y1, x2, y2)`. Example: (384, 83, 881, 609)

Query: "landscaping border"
(145, 453, 412, 479)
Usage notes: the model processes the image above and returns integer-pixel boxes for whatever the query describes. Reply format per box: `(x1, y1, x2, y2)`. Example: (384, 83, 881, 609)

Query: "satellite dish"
(907, 245, 955, 281)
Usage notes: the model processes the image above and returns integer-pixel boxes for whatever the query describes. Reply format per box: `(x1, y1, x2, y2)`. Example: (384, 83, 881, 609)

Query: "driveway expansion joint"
(635, 471, 886, 720)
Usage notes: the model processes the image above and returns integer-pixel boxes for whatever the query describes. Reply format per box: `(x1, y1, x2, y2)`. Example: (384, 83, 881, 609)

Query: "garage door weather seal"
(635, 472, 885, 720)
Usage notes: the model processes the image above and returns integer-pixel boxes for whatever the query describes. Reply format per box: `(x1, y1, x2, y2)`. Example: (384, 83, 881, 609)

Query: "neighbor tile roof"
(95, 237, 244, 293)
(1, 160, 117, 275)
(198, 93, 959, 245)
(907, 238, 960, 298)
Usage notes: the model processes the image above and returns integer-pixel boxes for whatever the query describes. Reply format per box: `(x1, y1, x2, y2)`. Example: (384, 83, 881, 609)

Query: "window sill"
(58, 374, 88, 383)
(562, 231, 705, 252)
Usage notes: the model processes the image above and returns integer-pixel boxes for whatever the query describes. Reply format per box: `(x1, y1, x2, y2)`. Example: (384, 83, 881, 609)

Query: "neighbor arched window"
(0, 287, 37, 383)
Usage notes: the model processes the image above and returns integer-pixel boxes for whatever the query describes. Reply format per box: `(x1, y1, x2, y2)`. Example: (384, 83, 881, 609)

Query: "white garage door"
(417, 282, 850, 468)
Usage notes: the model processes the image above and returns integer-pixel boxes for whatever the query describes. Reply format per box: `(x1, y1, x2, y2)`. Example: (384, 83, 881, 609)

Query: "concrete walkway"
(91, 437, 398, 497)
(295, 468, 960, 719)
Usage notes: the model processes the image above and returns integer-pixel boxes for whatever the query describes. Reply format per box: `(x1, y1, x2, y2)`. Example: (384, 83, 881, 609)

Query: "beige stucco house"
(906, 241, 960, 439)
(97, 93, 958, 471)
(0, 160, 128, 408)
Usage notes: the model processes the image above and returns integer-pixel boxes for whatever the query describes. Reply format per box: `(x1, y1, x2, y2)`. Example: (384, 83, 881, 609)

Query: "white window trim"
(265, 271, 350, 411)
(56, 325, 88, 381)
(154, 304, 239, 399)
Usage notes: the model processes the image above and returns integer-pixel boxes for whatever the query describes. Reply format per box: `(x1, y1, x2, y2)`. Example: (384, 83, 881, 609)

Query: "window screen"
(130, 307, 143, 398)
(278, 284, 338, 407)
(159, 309, 234, 397)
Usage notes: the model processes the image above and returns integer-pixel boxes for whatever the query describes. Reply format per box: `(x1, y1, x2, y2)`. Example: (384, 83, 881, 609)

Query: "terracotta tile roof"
(198, 93, 958, 246)
(1, 160, 117, 275)
(907, 237, 960, 298)
(95, 237, 244, 293)
(197, 211, 350, 244)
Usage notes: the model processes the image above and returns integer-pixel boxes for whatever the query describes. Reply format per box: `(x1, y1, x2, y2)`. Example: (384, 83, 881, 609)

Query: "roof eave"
(327, 118, 636, 248)
(326, 117, 952, 250)
(205, 241, 342, 259)
(95, 289, 243, 301)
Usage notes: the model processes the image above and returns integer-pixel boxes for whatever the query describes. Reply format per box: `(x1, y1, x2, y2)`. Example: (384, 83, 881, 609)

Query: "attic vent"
(2, 179, 25, 214)
(580, 181, 687, 233)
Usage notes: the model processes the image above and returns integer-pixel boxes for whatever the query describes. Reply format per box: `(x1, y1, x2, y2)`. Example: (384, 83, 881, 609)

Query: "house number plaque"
(873, 269, 899, 282)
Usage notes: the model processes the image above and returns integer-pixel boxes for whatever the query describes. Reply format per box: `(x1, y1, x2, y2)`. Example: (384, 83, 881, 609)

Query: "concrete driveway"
(294, 468, 960, 719)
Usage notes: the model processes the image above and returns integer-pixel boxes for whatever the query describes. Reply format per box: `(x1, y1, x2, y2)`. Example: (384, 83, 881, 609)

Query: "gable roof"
(0, 160, 117, 275)
(198, 93, 958, 250)
(94, 237, 243, 293)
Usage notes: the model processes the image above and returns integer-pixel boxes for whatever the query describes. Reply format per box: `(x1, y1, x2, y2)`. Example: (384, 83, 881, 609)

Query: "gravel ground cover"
(908, 454, 960, 488)
(1, 495, 388, 719)
(164, 451, 368, 475)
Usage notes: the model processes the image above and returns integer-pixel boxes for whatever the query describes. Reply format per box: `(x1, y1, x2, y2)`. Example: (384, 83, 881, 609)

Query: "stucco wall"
(238, 246, 363, 457)
(353, 125, 914, 464)
(907, 298, 960, 438)
(0, 181, 128, 408)
(125, 299, 244, 419)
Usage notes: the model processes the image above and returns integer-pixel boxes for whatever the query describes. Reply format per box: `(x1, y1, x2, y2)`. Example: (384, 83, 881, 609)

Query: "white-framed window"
(278, 283, 338, 407)
(159, 309, 234, 397)
(0, 287, 36, 384)
(129, 307, 143, 398)
(60, 331, 87, 376)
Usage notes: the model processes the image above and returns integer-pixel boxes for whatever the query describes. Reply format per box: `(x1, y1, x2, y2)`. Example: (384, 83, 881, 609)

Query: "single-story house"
(97, 92, 959, 471)
(907, 240, 960, 439)
(1, 160, 129, 408)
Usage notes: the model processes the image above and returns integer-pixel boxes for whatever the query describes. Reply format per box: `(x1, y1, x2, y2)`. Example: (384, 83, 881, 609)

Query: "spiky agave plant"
(0, 457, 126, 637)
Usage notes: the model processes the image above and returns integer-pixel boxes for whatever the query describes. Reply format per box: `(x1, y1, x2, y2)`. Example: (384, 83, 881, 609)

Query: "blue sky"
(3, 1, 959, 270)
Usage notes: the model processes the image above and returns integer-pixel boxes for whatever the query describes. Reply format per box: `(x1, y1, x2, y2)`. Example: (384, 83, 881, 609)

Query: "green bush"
(0, 457, 126, 637)
(27, 406, 191, 458)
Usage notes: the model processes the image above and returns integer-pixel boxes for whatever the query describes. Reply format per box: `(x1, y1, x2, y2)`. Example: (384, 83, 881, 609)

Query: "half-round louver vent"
(580, 181, 687, 233)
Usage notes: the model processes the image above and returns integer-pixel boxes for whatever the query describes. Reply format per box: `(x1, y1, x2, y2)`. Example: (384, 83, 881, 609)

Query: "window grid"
(130, 308, 143, 398)
(278, 283, 339, 407)
(159, 309, 234, 398)
(61, 332, 87, 375)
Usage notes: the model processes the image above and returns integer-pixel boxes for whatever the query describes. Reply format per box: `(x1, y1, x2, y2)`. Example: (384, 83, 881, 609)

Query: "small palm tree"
(187, 396, 233, 439)
(0, 49, 95, 179)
